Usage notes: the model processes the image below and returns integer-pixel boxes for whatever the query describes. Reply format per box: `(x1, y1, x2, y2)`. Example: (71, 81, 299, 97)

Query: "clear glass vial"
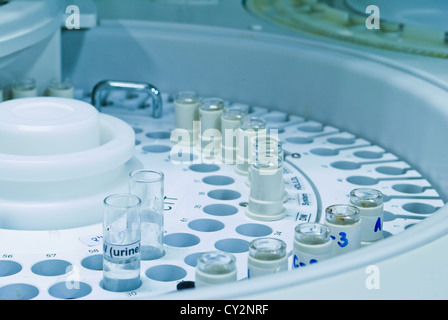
(350, 188, 384, 243)
(47, 78, 74, 98)
(195, 251, 237, 287)
(11, 78, 38, 98)
(325, 204, 361, 256)
(102, 193, 142, 292)
(129, 169, 165, 260)
(248, 238, 288, 278)
(293, 223, 332, 268)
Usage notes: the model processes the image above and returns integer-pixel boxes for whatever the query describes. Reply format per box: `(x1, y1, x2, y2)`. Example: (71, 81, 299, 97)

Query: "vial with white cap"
(247, 238, 288, 279)
(11, 78, 38, 99)
(293, 223, 332, 269)
(173, 91, 201, 146)
(235, 116, 267, 175)
(350, 188, 384, 243)
(195, 251, 237, 288)
(221, 106, 248, 164)
(325, 204, 361, 256)
(199, 98, 224, 159)
(245, 148, 286, 221)
(47, 78, 74, 98)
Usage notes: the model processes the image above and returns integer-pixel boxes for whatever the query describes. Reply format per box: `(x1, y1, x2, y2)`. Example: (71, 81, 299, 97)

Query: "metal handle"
(91, 80, 163, 118)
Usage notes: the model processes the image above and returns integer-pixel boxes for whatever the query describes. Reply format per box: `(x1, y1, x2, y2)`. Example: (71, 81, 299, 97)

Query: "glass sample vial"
(199, 98, 224, 158)
(47, 78, 74, 98)
(195, 251, 237, 288)
(293, 223, 332, 269)
(129, 169, 165, 260)
(173, 91, 201, 145)
(235, 116, 267, 175)
(11, 78, 38, 99)
(102, 194, 142, 292)
(350, 188, 384, 243)
(247, 238, 288, 279)
(325, 204, 361, 256)
(246, 150, 286, 221)
(221, 106, 248, 164)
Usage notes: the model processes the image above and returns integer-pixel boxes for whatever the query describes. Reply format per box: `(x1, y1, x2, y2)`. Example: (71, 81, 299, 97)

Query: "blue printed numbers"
(293, 254, 318, 269)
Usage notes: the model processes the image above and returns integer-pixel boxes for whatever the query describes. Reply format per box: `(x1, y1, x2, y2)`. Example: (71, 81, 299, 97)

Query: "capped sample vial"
(199, 98, 224, 159)
(102, 194, 142, 292)
(247, 238, 288, 279)
(245, 147, 286, 221)
(47, 78, 74, 98)
(293, 223, 332, 269)
(129, 169, 165, 260)
(173, 91, 201, 145)
(325, 204, 361, 256)
(221, 106, 248, 164)
(235, 116, 267, 175)
(350, 188, 384, 243)
(195, 251, 237, 288)
(11, 78, 38, 99)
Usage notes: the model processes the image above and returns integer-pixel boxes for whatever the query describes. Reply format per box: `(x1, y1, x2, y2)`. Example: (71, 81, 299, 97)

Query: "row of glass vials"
(172, 90, 287, 222)
(0, 78, 74, 101)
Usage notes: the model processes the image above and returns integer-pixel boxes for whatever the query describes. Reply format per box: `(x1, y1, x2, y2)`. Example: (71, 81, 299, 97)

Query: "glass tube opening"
(174, 90, 200, 104)
(295, 223, 331, 245)
(12, 78, 36, 91)
(49, 78, 73, 90)
(197, 251, 236, 275)
(104, 193, 141, 209)
(222, 106, 248, 120)
(200, 97, 225, 111)
(129, 169, 164, 184)
(325, 204, 360, 225)
(350, 188, 383, 208)
(240, 116, 266, 131)
(249, 238, 286, 261)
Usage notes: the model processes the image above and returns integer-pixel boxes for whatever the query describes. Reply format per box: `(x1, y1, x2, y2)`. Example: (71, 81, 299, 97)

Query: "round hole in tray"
(142, 144, 172, 153)
(375, 166, 407, 175)
(145, 265, 187, 282)
(48, 282, 92, 299)
(146, 131, 171, 139)
(203, 204, 238, 216)
(392, 184, 425, 194)
(353, 150, 383, 159)
(298, 125, 323, 133)
(188, 219, 225, 232)
(346, 176, 378, 186)
(285, 137, 313, 144)
(31, 259, 72, 277)
(402, 202, 438, 214)
(236, 223, 273, 237)
(0, 283, 39, 300)
(214, 238, 250, 253)
(133, 127, 143, 134)
(202, 175, 235, 186)
(327, 137, 356, 145)
(184, 252, 205, 267)
(164, 233, 200, 247)
(330, 161, 360, 170)
(310, 148, 338, 156)
(189, 163, 220, 173)
(0, 260, 22, 277)
(81, 254, 103, 271)
(208, 189, 241, 201)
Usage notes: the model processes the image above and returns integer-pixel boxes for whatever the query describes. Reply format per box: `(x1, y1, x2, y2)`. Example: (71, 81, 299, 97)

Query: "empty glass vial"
(293, 223, 332, 269)
(221, 106, 248, 164)
(195, 251, 237, 288)
(199, 98, 225, 159)
(235, 116, 267, 175)
(129, 169, 165, 260)
(350, 188, 384, 243)
(325, 204, 361, 256)
(174, 91, 201, 145)
(102, 194, 142, 292)
(247, 238, 288, 279)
